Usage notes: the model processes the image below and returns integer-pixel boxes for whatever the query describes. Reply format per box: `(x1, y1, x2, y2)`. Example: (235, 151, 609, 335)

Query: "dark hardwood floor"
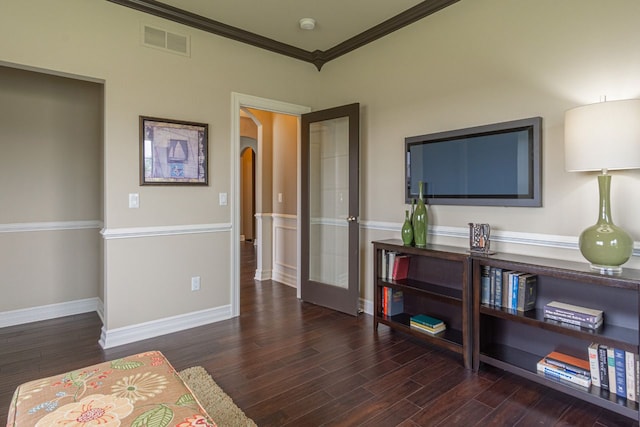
(1, 242, 638, 426)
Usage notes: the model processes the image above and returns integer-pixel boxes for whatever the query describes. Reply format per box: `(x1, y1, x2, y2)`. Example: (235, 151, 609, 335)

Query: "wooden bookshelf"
(472, 253, 640, 420)
(372, 239, 471, 369)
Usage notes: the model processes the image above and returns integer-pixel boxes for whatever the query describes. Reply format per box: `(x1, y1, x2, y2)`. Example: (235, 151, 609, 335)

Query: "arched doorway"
(240, 142, 256, 242)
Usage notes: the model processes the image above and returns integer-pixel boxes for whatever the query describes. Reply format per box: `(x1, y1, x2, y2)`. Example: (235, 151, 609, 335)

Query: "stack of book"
(410, 314, 446, 335)
(543, 301, 603, 330)
(480, 266, 537, 312)
(537, 350, 592, 389)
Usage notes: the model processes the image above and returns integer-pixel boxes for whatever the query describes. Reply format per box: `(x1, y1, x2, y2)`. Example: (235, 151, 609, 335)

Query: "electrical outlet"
(191, 276, 201, 291)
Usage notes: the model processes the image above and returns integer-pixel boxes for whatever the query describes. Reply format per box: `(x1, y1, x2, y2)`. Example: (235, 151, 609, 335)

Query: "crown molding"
(106, 0, 459, 70)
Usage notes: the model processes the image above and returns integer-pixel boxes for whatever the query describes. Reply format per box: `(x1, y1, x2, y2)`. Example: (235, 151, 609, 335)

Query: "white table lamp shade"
(564, 99, 640, 172)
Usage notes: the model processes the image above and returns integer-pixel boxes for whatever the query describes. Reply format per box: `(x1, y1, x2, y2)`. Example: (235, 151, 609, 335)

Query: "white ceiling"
(159, 0, 426, 52)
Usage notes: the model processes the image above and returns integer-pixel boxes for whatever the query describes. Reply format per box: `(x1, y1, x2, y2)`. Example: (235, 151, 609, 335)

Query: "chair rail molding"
(101, 223, 231, 239)
(0, 220, 102, 233)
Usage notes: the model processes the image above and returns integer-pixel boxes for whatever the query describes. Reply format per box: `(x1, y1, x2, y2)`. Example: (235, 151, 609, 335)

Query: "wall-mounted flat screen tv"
(405, 117, 542, 207)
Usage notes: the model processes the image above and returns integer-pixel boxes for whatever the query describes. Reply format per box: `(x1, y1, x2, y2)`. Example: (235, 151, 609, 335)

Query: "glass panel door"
(301, 103, 359, 315)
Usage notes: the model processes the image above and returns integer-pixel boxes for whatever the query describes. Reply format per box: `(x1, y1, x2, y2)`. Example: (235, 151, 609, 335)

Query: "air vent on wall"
(142, 25, 190, 56)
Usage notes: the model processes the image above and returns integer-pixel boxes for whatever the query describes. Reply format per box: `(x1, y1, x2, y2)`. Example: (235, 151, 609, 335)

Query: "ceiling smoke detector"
(299, 18, 316, 31)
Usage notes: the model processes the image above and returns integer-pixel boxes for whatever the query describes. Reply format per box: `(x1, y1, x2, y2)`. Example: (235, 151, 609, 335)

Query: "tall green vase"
(413, 181, 428, 248)
(401, 210, 414, 246)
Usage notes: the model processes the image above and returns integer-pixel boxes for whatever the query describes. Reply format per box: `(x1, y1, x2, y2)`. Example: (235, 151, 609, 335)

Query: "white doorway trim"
(230, 93, 311, 316)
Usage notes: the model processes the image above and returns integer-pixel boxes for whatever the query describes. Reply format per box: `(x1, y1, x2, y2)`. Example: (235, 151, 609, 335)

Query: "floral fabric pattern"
(6, 351, 216, 427)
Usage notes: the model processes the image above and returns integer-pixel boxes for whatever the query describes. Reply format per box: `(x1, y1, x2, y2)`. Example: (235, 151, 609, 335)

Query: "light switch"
(129, 193, 139, 209)
(219, 192, 227, 206)
(278, 193, 283, 203)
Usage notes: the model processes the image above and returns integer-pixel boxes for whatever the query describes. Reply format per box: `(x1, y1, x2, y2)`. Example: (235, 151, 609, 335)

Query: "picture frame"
(468, 222, 494, 254)
(140, 116, 208, 185)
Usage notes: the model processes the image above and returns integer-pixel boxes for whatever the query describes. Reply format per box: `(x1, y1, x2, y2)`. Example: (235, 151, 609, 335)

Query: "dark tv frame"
(405, 117, 542, 207)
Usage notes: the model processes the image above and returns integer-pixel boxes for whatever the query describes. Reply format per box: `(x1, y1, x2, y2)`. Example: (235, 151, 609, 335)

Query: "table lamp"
(564, 99, 640, 273)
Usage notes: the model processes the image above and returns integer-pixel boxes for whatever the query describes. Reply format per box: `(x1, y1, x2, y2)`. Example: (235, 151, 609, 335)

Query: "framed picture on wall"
(140, 116, 208, 185)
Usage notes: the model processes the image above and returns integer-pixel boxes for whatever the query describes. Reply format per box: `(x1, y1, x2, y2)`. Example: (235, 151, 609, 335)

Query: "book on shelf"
(410, 314, 444, 328)
(410, 314, 446, 335)
(625, 351, 637, 402)
(543, 314, 603, 330)
(536, 358, 591, 389)
(391, 255, 410, 280)
(614, 348, 627, 398)
(505, 271, 514, 308)
(409, 314, 447, 335)
(481, 265, 491, 305)
(480, 267, 537, 311)
(588, 343, 601, 388)
(493, 267, 503, 307)
(381, 249, 388, 279)
(382, 287, 404, 316)
(636, 356, 640, 402)
(489, 267, 497, 306)
(598, 344, 610, 391)
(590, 343, 640, 400)
(387, 251, 397, 280)
(501, 270, 515, 308)
(607, 347, 617, 395)
(543, 310, 602, 327)
(516, 273, 537, 312)
(410, 321, 446, 335)
(544, 351, 591, 377)
(544, 301, 603, 323)
(508, 271, 524, 310)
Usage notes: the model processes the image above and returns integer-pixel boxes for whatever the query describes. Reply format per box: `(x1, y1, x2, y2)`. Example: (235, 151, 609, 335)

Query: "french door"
(300, 103, 360, 315)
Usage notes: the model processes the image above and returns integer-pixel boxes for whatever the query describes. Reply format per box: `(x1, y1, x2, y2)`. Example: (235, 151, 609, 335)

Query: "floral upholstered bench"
(6, 351, 215, 427)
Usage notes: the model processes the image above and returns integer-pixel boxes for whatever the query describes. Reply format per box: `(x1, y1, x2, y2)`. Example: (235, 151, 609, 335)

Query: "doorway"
(230, 93, 311, 317)
(239, 136, 256, 243)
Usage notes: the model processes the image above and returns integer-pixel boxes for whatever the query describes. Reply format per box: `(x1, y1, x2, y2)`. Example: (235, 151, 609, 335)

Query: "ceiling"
(106, 0, 460, 70)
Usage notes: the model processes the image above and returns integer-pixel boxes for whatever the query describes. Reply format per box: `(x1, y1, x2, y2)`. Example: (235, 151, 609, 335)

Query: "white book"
(387, 252, 396, 280)
(588, 343, 601, 388)
(381, 250, 388, 279)
(626, 351, 637, 402)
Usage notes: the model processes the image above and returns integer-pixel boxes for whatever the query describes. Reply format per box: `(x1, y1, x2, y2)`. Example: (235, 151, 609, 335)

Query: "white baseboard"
(0, 297, 101, 328)
(272, 270, 296, 288)
(99, 305, 233, 349)
(254, 269, 272, 281)
(360, 298, 373, 316)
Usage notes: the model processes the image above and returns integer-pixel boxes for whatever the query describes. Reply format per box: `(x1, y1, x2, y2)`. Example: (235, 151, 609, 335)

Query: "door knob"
(347, 216, 357, 222)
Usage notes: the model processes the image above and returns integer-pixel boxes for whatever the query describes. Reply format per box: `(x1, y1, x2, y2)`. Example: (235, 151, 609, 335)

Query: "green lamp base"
(579, 224, 633, 274)
(579, 174, 633, 274)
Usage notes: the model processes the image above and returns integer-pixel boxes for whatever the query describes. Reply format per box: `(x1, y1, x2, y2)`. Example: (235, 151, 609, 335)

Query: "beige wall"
(0, 0, 317, 330)
(0, 66, 103, 311)
(246, 109, 274, 214)
(2, 0, 640, 325)
(312, 0, 640, 301)
(272, 114, 298, 215)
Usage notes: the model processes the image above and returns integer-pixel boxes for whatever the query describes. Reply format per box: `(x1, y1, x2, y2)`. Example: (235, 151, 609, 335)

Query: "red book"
(383, 287, 388, 315)
(392, 256, 410, 280)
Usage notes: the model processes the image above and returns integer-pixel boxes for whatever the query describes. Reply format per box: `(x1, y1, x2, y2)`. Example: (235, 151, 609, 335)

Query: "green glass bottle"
(401, 209, 414, 246)
(413, 181, 428, 248)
